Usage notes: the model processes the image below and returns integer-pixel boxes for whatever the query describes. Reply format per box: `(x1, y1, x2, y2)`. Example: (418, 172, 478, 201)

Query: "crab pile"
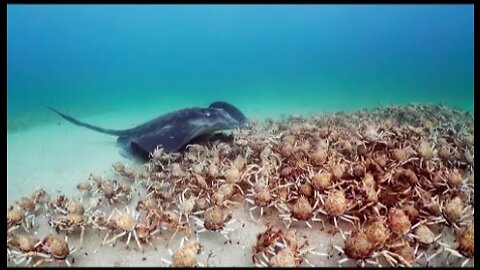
(7, 103, 474, 267)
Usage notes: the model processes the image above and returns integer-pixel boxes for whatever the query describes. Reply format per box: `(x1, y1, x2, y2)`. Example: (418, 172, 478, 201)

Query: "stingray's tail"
(47, 106, 127, 136)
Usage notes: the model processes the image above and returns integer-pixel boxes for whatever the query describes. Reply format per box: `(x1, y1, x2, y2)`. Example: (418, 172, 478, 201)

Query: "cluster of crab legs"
(7, 103, 474, 267)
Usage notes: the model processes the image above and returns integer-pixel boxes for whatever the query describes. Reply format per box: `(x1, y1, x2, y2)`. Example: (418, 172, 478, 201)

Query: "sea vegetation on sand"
(7, 103, 474, 267)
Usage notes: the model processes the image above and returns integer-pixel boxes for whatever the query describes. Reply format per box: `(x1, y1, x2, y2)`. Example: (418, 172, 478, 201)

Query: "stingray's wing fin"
(129, 123, 206, 157)
(209, 101, 248, 125)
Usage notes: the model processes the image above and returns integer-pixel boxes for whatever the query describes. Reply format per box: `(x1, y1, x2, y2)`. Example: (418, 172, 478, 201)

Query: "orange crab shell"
(457, 224, 474, 258)
(365, 220, 389, 247)
(291, 196, 314, 221)
(312, 171, 332, 191)
(388, 208, 411, 236)
(324, 190, 348, 216)
(344, 230, 374, 260)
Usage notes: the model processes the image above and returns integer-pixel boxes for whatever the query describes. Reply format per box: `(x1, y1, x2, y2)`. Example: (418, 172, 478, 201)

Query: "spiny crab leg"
(104, 231, 127, 245)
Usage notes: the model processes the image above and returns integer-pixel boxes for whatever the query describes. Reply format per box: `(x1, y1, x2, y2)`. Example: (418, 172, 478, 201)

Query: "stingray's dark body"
(48, 102, 247, 161)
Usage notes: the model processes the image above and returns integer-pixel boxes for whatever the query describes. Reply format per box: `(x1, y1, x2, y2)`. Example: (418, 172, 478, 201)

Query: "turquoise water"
(7, 5, 474, 131)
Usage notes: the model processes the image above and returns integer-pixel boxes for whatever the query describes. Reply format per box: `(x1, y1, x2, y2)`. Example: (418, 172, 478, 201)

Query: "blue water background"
(7, 5, 474, 131)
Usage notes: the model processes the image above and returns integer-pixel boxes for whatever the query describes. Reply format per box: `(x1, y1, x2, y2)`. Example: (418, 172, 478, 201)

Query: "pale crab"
(191, 206, 237, 242)
(7, 206, 33, 231)
(30, 234, 76, 267)
(95, 206, 144, 251)
(252, 227, 327, 267)
(243, 178, 292, 222)
(316, 189, 359, 233)
(47, 212, 87, 246)
(172, 189, 198, 223)
(7, 232, 48, 267)
(161, 237, 205, 267)
(278, 195, 323, 229)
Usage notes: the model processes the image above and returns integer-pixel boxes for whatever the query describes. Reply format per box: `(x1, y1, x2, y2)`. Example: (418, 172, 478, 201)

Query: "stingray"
(48, 101, 248, 161)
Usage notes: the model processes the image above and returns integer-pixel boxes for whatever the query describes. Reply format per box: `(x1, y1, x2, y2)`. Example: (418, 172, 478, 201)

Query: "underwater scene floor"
(7, 103, 474, 267)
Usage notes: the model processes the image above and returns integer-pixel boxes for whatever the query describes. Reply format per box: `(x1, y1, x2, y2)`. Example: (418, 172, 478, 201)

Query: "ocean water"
(7, 4, 474, 132)
(5, 5, 475, 267)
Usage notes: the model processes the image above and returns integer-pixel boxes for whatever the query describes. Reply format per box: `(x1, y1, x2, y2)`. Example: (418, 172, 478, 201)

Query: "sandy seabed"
(7, 104, 474, 267)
